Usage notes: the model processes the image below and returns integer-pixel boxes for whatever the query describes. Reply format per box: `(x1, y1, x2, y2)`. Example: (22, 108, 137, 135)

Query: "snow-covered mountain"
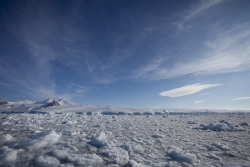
(40, 98, 73, 106)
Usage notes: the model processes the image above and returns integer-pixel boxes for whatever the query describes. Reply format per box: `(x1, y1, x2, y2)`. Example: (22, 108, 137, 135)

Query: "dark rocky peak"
(0, 98, 8, 105)
(45, 99, 60, 108)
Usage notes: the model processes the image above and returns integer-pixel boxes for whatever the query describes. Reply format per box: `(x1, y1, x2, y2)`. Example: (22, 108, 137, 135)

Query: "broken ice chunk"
(9, 130, 61, 150)
(50, 149, 69, 160)
(34, 155, 60, 167)
(0, 146, 17, 166)
(130, 159, 150, 167)
(210, 142, 231, 151)
(63, 127, 80, 136)
(67, 153, 103, 166)
(151, 133, 164, 138)
(88, 132, 110, 147)
(0, 134, 15, 145)
(98, 146, 129, 165)
(167, 146, 196, 164)
(208, 153, 221, 160)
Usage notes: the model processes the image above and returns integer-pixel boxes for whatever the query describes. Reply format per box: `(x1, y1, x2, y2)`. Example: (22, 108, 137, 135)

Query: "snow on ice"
(0, 98, 250, 166)
(34, 156, 60, 167)
(0, 146, 17, 165)
(8, 130, 61, 150)
(167, 146, 196, 164)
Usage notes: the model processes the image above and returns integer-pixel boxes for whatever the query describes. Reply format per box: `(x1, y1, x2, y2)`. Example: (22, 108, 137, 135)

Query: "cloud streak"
(176, 0, 224, 31)
(135, 23, 250, 81)
(194, 101, 203, 104)
(232, 97, 250, 101)
(159, 83, 221, 97)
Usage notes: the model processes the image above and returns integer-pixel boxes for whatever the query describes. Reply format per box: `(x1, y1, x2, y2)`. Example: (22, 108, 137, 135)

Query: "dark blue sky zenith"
(0, 0, 250, 109)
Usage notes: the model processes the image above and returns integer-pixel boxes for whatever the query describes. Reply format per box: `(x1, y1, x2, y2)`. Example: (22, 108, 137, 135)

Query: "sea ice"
(208, 153, 221, 160)
(200, 121, 246, 131)
(226, 161, 250, 167)
(50, 149, 69, 160)
(63, 127, 80, 136)
(8, 130, 61, 150)
(0, 134, 15, 144)
(151, 133, 164, 138)
(67, 153, 103, 166)
(121, 142, 144, 154)
(130, 160, 169, 167)
(210, 142, 231, 151)
(130, 159, 150, 167)
(98, 146, 129, 165)
(88, 132, 110, 147)
(0, 146, 17, 166)
(167, 146, 196, 164)
(34, 155, 60, 167)
(187, 120, 198, 124)
(239, 122, 249, 126)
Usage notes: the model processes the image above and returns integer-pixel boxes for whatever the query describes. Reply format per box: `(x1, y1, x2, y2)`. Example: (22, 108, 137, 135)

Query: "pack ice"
(0, 98, 250, 166)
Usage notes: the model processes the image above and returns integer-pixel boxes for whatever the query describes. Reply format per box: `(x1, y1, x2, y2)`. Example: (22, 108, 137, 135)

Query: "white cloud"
(159, 83, 221, 97)
(194, 101, 203, 104)
(232, 97, 250, 100)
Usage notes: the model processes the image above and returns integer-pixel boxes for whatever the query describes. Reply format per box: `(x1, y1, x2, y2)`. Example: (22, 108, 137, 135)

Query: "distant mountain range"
(0, 97, 249, 115)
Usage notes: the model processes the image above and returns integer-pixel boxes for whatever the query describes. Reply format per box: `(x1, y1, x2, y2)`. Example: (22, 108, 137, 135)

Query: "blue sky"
(0, 0, 250, 110)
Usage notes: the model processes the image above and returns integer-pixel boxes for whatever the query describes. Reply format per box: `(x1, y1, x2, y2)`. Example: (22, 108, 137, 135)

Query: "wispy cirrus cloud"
(175, 0, 224, 31)
(232, 97, 250, 100)
(159, 83, 221, 97)
(135, 23, 250, 81)
(194, 101, 203, 104)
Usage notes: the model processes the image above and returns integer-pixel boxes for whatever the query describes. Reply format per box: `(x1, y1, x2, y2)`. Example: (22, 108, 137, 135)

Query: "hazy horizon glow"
(0, 0, 250, 110)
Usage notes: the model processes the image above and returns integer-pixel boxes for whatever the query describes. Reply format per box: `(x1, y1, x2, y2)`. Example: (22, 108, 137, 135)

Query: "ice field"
(0, 98, 250, 167)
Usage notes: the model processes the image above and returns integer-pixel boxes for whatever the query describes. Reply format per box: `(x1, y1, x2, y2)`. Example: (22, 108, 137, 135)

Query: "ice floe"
(67, 153, 103, 166)
(200, 120, 246, 131)
(0, 146, 17, 166)
(8, 130, 61, 150)
(167, 146, 196, 164)
(34, 155, 60, 167)
(0, 109, 250, 166)
(88, 132, 112, 147)
(98, 146, 129, 165)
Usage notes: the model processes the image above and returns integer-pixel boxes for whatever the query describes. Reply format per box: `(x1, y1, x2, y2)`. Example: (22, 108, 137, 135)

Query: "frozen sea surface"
(0, 112, 250, 167)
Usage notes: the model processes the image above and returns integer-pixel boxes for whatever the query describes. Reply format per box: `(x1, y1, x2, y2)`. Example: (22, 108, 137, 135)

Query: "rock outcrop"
(0, 98, 8, 105)
(45, 100, 60, 107)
